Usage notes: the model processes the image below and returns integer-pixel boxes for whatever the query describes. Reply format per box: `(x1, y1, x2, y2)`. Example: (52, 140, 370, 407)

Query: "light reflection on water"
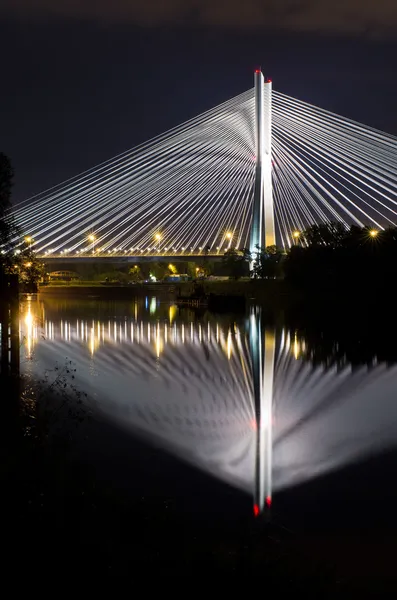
(19, 296, 397, 515)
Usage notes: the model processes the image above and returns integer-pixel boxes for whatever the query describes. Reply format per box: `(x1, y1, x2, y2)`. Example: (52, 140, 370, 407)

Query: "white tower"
(249, 70, 275, 255)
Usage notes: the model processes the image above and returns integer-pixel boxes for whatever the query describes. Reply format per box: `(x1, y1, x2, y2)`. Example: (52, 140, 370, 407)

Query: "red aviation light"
(253, 504, 260, 517)
(266, 496, 272, 507)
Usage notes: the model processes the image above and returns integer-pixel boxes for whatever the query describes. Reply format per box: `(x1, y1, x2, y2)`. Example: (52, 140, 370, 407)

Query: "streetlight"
(292, 231, 301, 245)
(88, 234, 96, 254)
(154, 233, 162, 254)
(369, 229, 378, 238)
(25, 236, 33, 250)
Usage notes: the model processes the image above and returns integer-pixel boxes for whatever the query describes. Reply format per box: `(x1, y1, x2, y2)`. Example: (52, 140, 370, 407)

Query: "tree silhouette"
(0, 153, 44, 289)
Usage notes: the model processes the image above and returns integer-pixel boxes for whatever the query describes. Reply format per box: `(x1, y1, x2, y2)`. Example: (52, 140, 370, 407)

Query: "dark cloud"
(2, 0, 397, 37)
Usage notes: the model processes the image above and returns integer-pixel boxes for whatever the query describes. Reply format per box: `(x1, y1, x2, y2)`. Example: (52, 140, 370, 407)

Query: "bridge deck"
(40, 254, 225, 264)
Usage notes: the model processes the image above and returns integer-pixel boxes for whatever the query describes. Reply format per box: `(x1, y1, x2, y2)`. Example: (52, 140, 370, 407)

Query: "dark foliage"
(284, 222, 397, 303)
(251, 244, 284, 279)
(222, 248, 250, 279)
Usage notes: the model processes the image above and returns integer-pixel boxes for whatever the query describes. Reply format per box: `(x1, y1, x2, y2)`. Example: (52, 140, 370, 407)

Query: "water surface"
(19, 294, 397, 531)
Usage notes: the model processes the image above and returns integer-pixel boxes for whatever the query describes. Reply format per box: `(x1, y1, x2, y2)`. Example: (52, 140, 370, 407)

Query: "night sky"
(1, 1, 396, 204)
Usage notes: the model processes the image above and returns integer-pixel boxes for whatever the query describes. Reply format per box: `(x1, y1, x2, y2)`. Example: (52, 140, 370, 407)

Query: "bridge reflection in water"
(20, 297, 397, 516)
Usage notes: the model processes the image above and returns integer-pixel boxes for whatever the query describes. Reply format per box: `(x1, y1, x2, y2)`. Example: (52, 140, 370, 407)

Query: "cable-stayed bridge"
(11, 70, 397, 258)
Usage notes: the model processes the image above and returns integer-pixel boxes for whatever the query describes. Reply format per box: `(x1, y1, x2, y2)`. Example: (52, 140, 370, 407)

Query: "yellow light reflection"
(293, 332, 300, 360)
(227, 330, 232, 360)
(89, 327, 95, 355)
(24, 306, 33, 357)
(169, 304, 177, 325)
(155, 323, 162, 358)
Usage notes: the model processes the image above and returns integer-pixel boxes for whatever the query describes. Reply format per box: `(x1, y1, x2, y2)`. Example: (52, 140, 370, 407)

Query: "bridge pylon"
(249, 69, 275, 257)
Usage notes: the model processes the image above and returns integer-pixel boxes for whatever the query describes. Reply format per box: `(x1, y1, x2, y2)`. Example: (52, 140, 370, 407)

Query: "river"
(14, 292, 397, 579)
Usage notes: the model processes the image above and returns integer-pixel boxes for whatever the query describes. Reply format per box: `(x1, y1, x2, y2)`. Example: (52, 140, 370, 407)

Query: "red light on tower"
(253, 504, 260, 517)
(266, 496, 272, 507)
(254, 69, 261, 74)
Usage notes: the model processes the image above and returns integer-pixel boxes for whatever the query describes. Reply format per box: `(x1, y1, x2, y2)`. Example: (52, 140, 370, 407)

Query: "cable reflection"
(19, 298, 397, 517)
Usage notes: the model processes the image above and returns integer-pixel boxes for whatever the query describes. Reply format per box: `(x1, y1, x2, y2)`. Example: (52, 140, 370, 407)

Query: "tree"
(16, 245, 46, 292)
(0, 154, 44, 290)
(302, 221, 347, 249)
(251, 245, 284, 279)
(149, 262, 169, 281)
(200, 246, 214, 277)
(284, 222, 397, 297)
(129, 265, 143, 283)
(0, 153, 18, 274)
(222, 248, 250, 280)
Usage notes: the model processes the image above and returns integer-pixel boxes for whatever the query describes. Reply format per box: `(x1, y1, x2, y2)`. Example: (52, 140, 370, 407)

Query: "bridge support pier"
(250, 70, 275, 260)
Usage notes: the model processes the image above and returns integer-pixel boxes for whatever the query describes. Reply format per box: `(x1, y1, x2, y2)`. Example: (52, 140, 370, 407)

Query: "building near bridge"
(48, 270, 81, 282)
(164, 274, 191, 282)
